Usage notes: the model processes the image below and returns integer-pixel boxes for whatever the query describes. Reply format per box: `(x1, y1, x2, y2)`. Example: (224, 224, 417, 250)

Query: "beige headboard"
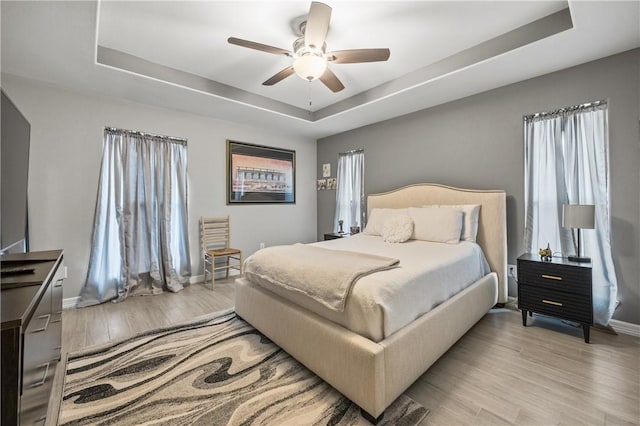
(367, 183, 507, 304)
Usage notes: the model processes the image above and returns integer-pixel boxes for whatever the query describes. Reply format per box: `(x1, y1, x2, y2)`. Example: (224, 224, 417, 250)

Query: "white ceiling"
(98, 1, 566, 111)
(2, 1, 639, 139)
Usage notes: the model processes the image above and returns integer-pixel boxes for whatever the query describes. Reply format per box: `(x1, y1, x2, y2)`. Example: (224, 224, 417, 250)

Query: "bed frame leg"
(360, 408, 384, 425)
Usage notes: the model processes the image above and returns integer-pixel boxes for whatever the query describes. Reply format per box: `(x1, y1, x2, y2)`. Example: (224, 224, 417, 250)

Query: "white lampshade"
(293, 54, 327, 81)
(562, 204, 595, 229)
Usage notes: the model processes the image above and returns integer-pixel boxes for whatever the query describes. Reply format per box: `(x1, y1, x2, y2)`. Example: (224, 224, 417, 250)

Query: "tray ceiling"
(2, 1, 639, 138)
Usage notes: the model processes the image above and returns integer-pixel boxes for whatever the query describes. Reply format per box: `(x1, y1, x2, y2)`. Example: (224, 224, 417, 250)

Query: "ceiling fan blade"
(262, 66, 295, 86)
(319, 68, 344, 93)
(228, 37, 291, 56)
(304, 2, 331, 49)
(329, 48, 391, 64)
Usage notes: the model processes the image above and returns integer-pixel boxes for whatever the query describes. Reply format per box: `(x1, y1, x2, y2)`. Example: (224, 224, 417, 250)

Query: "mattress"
(244, 233, 490, 342)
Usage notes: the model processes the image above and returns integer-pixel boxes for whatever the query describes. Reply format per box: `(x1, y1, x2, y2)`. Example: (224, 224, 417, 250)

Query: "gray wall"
(317, 49, 640, 325)
(2, 74, 317, 301)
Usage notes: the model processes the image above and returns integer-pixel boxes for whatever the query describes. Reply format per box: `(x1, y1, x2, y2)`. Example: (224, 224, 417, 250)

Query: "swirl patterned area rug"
(58, 309, 429, 425)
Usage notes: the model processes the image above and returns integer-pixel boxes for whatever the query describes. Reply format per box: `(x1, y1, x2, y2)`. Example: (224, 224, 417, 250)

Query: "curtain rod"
(339, 148, 364, 155)
(104, 127, 187, 144)
(524, 100, 607, 121)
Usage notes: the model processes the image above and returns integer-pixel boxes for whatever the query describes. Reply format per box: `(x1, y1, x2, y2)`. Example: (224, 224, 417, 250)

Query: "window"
(524, 101, 617, 325)
(334, 149, 364, 233)
(79, 128, 191, 306)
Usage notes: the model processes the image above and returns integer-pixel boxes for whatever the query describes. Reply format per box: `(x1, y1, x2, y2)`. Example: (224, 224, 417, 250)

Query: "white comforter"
(247, 233, 490, 342)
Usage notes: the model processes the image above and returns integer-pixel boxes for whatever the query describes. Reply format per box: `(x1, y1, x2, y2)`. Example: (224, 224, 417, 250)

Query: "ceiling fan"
(228, 1, 390, 93)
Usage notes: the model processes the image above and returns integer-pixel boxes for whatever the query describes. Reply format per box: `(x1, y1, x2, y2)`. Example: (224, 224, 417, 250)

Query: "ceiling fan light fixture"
(293, 54, 327, 81)
(228, 1, 389, 92)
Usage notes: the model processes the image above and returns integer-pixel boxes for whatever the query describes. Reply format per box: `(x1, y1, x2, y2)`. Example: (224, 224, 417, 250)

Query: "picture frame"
(227, 140, 295, 204)
(322, 163, 331, 178)
(317, 179, 327, 190)
(327, 178, 337, 190)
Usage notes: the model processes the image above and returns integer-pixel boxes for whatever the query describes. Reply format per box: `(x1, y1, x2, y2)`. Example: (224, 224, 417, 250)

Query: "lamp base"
(568, 255, 591, 263)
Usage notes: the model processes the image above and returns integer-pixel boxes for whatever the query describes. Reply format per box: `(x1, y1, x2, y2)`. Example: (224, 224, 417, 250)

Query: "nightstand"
(324, 232, 351, 241)
(517, 253, 593, 343)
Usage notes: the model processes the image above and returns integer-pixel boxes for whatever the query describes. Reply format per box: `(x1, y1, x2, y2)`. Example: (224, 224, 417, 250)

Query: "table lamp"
(562, 204, 595, 263)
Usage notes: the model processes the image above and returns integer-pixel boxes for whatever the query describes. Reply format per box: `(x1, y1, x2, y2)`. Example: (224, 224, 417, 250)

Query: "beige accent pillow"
(422, 204, 481, 242)
(364, 208, 409, 236)
(408, 207, 463, 244)
(381, 214, 414, 243)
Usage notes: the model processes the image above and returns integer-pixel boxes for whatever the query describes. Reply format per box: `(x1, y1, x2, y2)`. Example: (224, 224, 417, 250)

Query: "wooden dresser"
(1, 250, 64, 425)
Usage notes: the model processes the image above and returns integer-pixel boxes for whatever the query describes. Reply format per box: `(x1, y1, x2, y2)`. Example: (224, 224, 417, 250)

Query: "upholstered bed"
(235, 183, 507, 422)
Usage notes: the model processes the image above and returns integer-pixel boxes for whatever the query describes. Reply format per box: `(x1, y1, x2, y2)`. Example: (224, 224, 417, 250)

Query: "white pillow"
(408, 207, 463, 244)
(381, 215, 414, 243)
(422, 204, 481, 242)
(364, 208, 408, 236)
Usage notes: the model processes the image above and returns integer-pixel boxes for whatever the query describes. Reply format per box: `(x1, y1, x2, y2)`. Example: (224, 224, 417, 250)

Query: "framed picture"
(322, 163, 331, 177)
(317, 179, 327, 190)
(327, 178, 337, 190)
(227, 140, 295, 204)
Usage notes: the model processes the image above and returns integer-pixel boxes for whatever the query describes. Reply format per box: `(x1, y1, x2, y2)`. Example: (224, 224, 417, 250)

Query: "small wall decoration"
(227, 140, 295, 204)
(322, 163, 331, 178)
(317, 179, 327, 190)
(327, 178, 337, 190)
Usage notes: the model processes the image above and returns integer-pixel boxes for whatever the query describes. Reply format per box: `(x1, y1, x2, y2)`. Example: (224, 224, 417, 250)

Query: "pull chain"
(308, 81, 313, 116)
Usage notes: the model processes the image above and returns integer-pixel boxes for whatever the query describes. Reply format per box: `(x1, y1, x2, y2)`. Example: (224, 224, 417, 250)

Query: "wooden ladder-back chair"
(200, 216, 243, 288)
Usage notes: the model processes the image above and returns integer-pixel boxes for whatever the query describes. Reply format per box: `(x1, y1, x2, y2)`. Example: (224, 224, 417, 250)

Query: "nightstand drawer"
(519, 284, 593, 324)
(518, 260, 591, 296)
(324, 233, 351, 240)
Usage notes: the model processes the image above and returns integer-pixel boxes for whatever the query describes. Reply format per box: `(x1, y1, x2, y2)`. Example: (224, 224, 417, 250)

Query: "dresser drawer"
(21, 282, 55, 425)
(518, 260, 591, 296)
(519, 284, 593, 324)
(20, 360, 54, 426)
(23, 286, 52, 366)
(49, 276, 64, 362)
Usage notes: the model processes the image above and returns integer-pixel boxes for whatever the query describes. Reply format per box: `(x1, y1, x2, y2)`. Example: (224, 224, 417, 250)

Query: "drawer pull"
(31, 314, 51, 333)
(542, 299, 563, 307)
(27, 362, 50, 389)
(542, 274, 563, 281)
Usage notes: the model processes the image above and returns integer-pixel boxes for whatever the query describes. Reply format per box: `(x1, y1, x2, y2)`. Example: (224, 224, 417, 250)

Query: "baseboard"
(190, 274, 205, 284)
(63, 296, 81, 310)
(609, 319, 640, 337)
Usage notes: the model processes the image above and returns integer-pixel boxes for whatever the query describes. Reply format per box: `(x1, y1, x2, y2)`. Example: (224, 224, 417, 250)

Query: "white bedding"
(243, 244, 399, 312)
(246, 233, 490, 342)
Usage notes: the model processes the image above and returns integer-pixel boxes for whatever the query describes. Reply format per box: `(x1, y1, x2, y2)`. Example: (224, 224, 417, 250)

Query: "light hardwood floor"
(49, 281, 639, 425)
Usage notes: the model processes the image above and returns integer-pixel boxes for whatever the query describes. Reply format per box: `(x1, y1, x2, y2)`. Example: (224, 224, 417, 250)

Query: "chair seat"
(208, 247, 241, 256)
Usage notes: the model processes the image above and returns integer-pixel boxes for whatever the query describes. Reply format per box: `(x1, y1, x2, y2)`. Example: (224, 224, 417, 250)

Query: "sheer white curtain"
(524, 103, 617, 325)
(524, 115, 568, 254)
(79, 128, 191, 306)
(334, 150, 364, 233)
